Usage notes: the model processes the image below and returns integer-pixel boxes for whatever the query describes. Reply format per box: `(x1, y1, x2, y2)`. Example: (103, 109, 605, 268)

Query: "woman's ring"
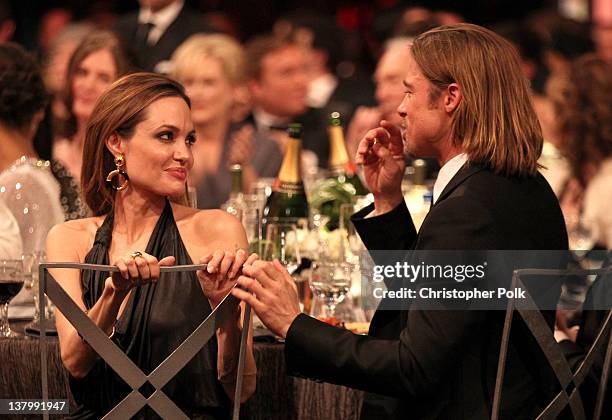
(130, 251, 143, 259)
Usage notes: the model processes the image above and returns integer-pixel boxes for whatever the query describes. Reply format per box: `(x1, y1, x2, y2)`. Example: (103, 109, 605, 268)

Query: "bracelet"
(78, 309, 116, 343)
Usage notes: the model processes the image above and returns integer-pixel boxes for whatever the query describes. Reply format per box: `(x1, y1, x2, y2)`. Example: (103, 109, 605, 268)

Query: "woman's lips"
(166, 168, 187, 181)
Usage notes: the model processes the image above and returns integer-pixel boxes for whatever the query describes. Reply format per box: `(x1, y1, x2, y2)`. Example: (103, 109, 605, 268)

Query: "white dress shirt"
(252, 108, 290, 132)
(138, 0, 184, 45)
(432, 153, 468, 204)
(307, 73, 338, 108)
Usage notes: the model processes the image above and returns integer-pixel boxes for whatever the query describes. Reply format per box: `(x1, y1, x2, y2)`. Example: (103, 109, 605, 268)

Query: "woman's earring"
(106, 154, 130, 191)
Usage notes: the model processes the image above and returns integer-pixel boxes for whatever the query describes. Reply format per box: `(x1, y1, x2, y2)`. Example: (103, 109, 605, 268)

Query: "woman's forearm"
(60, 279, 129, 378)
(216, 305, 257, 402)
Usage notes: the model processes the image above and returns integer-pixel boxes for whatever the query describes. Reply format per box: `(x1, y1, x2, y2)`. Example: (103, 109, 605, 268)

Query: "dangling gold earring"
(106, 154, 129, 191)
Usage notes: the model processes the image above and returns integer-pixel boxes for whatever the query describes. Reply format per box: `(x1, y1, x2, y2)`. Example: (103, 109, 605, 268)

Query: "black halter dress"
(68, 201, 229, 419)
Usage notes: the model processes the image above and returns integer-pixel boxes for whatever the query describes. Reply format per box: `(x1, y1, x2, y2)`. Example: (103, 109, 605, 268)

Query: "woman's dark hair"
(60, 30, 131, 139)
(0, 42, 49, 130)
(552, 54, 612, 186)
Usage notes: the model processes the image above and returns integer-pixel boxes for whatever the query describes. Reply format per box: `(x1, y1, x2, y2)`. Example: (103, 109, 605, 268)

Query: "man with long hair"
(233, 24, 568, 419)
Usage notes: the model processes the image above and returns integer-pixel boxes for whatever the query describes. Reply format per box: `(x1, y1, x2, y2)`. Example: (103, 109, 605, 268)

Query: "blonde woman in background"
(171, 34, 254, 209)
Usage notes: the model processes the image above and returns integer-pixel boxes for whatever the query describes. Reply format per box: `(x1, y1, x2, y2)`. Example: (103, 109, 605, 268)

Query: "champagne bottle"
(222, 164, 244, 221)
(262, 123, 309, 227)
(328, 112, 368, 195)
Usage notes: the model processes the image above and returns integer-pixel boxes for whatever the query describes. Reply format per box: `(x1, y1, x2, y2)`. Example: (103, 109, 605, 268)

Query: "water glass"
(309, 261, 351, 319)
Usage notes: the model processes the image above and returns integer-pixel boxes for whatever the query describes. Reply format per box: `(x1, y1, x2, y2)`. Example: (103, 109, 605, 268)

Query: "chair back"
(491, 262, 612, 420)
(37, 262, 250, 420)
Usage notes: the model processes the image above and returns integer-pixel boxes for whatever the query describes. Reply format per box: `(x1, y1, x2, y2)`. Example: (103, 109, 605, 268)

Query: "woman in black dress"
(46, 72, 256, 419)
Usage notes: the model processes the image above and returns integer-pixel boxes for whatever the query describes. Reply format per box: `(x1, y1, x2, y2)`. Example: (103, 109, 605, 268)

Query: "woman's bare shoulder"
(172, 204, 245, 245)
(47, 216, 105, 256)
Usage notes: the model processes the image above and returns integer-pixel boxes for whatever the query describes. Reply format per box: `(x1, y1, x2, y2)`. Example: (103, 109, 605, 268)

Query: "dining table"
(0, 321, 363, 419)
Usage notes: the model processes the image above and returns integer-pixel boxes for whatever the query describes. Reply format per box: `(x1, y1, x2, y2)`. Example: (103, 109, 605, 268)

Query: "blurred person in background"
(171, 33, 251, 209)
(0, 42, 63, 255)
(493, 21, 569, 194)
(113, 0, 212, 73)
(345, 37, 411, 159)
(42, 23, 95, 127)
(549, 54, 612, 249)
(0, 0, 15, 42)
(278, 14, 375, 123)
(0, 201, 22, 260)
(593, 0, 612, 64)
(0, 42, 63, 309)
(544, 18, 594, 78)
(53, 30, 131, 187)
(244, 35, 328, 175)
(37, 7, 73, 53)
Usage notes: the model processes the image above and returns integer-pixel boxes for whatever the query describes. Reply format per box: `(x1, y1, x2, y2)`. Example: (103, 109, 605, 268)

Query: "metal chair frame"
(38, 262, 251, 420)
(491, 264, 612, 420)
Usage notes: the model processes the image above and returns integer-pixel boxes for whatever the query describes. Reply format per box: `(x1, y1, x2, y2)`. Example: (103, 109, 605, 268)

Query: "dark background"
(10, 0, 556, 48)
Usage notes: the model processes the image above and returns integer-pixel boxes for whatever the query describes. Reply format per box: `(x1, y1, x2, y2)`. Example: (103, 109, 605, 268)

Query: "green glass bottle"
(221, 164, 244, 221)
(328, 112, 368, 195)
(262, 123, 309, 228)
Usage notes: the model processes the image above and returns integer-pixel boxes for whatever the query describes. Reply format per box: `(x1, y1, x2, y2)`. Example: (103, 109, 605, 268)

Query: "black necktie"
(137, 22, 155, 48)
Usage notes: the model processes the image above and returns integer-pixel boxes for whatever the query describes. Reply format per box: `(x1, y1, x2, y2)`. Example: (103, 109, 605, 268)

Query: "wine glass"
(264, 223, 312, 311)
(309, 261, 351, 320)
(24, 252, 47, 329)
(567, 216, 596, 261)
(0, 260, 24, 337)
(264, 223, 301, 274)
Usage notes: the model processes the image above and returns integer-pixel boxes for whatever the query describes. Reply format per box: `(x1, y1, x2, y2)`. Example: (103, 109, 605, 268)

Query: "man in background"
(113, 0, 211, 73)
(243, 36, 328, 177)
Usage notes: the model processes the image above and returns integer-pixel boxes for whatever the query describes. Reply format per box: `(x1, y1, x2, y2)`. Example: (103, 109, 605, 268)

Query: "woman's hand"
(197, 249, 259, 308)
(107, 252, 176, 292)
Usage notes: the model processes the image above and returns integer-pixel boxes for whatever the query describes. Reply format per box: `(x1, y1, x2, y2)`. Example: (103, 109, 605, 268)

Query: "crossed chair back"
(491, 262, 612, 420)
(37, 262, 251, 420)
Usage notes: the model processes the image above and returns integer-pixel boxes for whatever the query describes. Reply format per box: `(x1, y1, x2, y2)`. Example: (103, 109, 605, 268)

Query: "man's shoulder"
(172, 4, 211, 33)
(112, 11, 138, 33)
(457, 166, 555, 201)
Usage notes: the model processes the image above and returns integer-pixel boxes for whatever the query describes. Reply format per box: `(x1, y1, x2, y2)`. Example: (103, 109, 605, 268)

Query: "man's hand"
(227, 124, 255, 166)
(355, 120, 406, 214)
(346, 106, 383, 158)
(231, 259, 301, 339)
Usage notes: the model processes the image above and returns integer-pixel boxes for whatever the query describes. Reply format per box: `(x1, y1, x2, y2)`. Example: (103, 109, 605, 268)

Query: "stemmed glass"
(264, 223, 301, 274)
(567, 218, 595, 260)
(309, 261, 351, 319)
(23, 252, 48, 329)
(264, 223, 311, 310)
(0, 260, 24, 337)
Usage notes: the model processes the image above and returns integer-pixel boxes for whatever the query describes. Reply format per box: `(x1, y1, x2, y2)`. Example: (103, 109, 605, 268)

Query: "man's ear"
(105, 133, 123, 157)
(444, 83, 462, 113)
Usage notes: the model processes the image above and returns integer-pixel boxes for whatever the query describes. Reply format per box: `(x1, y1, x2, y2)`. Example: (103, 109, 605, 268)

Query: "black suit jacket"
(113, 4, 211, 72)
(284, 164, 568, 419)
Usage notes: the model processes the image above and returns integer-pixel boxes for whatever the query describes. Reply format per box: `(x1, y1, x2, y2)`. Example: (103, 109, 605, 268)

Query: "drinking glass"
(309, 261, 351, 319)
(24, 252, 46, 328)
(264, 223, 301, 274)
(243, 194, 263, 244)
(263, 223, 313, 311)
(0, 260, 24, 337)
